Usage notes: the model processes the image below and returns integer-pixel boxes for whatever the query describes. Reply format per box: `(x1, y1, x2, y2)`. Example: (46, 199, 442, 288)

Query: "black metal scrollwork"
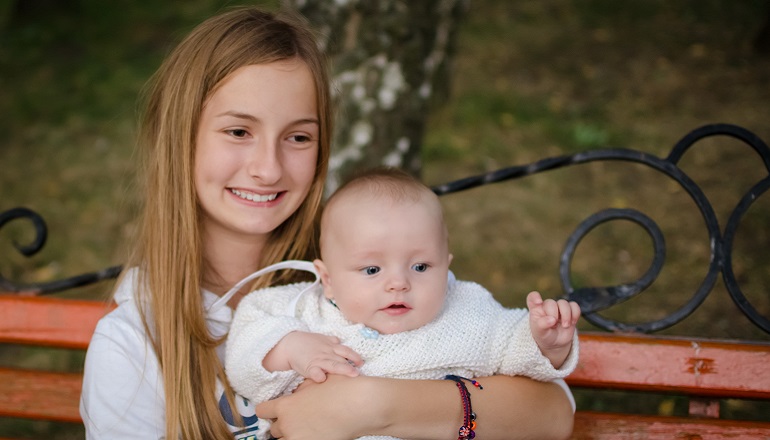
(2, 124, 768, 334)
(433, 123, 770, 334)
(559, 208, 666, 316)
(0, 207, 122, 294)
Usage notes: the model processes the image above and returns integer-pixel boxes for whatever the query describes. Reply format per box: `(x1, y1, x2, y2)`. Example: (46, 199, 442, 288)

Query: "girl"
(79, 6, 575, 440)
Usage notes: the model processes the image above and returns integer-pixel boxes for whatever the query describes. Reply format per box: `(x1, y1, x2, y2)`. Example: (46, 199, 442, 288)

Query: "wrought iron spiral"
(0, 207, 121, 294)
(433, 123, 769, 334)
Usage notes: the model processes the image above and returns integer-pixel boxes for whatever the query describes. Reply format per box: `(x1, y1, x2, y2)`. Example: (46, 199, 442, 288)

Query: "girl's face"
(194, 59, 319, 249)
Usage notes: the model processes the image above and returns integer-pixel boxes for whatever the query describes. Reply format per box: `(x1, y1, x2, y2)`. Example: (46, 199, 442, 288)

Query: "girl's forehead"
(200, 61, 318, 127)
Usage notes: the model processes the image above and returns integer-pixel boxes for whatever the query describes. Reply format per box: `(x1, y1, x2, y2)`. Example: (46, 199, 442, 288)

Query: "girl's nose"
(247, 140, 282, 185)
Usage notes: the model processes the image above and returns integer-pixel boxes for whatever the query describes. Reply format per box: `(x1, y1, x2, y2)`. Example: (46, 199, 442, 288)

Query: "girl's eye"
(362, 266, 380, 275)
(226, 129, 249, 138)
(288, 134, 312, 143)
(412, 263, 429, 273)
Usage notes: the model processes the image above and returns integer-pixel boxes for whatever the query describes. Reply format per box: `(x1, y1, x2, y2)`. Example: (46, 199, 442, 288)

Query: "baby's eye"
(362, 266, 380, 275)
(412, 263, 429, 273)
(226, 129, 249, 138)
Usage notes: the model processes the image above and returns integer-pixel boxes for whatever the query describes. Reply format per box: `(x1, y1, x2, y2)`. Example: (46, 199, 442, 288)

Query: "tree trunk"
(282, 0, 468, 192)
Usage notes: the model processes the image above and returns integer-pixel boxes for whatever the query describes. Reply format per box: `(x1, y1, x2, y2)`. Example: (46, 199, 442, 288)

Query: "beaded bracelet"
(445, 375, 483, 440)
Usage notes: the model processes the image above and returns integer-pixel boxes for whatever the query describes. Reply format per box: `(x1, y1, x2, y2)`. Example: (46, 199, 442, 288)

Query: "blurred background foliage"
(1, 0, 769, 437)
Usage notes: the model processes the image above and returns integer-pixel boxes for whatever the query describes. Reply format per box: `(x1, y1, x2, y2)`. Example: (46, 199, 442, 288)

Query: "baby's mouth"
(382, 303, 411, 315)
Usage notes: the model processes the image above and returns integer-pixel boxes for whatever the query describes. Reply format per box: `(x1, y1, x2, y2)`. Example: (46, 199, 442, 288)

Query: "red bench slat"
(567, 332, 770, 400)
(0, 368, 83, 423)
(0, 295, 113, 349)
(573, 411, 770, 439)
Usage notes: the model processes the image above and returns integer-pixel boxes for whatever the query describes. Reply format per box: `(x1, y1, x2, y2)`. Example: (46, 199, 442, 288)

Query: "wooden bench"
(0, 295, 113, 436)
(568, 333, 770, 438)
(1, 123, 769, 439)
(1, 297, 768, 438)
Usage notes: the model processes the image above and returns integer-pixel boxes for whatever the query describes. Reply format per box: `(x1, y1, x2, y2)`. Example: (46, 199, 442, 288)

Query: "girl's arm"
(257, 374, 574, 440)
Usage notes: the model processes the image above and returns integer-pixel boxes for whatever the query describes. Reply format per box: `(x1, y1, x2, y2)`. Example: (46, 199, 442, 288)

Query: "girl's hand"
(256, 375, 382, 439)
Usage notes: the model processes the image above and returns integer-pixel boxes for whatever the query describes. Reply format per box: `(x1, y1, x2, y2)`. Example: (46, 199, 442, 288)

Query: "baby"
(225, 167, 580, 440)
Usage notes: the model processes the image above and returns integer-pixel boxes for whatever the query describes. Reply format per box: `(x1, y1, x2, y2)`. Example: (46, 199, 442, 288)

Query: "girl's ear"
(313, 259, 334, 300)
(448, 253, 454, 266)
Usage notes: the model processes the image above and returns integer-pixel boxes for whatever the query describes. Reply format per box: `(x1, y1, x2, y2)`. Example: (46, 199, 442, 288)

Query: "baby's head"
(313, 167, 453, 335)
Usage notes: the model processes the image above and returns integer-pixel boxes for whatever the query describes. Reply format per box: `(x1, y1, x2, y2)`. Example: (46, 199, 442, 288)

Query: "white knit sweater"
(226, 276, 579, 440)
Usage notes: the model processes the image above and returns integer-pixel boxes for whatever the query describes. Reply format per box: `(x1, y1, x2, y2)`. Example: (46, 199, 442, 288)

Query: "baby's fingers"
(314, 357, 360, 379)
(305, 365, 330, 383)
(333, 344, 364, 367)
(533, 298, 560, 329)
(570, 300, 582, 324)
(555, 300, 573, 328)
(526, 291, 544, 312)
(542, 298, 560, 318)
(551, 299, 581, 327)
(529, 294, 582, 330)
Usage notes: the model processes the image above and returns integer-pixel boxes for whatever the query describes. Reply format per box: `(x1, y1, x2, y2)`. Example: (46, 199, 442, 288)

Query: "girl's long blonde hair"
(127, 7, 331, 439)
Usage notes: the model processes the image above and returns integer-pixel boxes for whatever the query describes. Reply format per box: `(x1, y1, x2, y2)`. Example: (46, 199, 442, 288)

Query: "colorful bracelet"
(445, 375, 483, 440)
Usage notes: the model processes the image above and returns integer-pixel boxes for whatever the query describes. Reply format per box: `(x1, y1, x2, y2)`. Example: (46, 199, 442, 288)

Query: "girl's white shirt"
(79, 267, 260, 440)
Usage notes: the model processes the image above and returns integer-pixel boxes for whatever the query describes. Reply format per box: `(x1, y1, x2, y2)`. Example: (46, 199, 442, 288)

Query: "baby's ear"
(313, 259, 334, 299)
(448, 253, 454, 266)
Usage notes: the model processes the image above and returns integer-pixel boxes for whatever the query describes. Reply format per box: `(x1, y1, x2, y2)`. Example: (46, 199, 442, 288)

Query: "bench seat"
(573, 411, 770, 439)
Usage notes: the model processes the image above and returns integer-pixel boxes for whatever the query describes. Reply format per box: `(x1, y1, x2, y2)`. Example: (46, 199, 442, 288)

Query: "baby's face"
(316, 194, 451, 335)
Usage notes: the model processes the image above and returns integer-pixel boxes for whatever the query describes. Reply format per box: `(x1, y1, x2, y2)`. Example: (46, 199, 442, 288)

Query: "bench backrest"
(569, 332, 770, 437)
(0, 295, 113, 423)
(0, 295, 113, 349)
(567, 332, 770, 400)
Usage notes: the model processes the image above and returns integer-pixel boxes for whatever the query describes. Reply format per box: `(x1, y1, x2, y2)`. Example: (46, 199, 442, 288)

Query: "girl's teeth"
(231, 189, 277, 202)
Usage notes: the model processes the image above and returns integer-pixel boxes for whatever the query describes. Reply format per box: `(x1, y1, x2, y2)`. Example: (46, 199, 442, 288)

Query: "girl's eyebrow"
(293, 118, 320, 126)
(216, 111, 319, 126)
(215, 111, 258, 121)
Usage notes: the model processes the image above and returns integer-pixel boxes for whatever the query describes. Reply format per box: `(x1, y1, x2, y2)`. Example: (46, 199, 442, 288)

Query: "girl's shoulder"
(92, 268, 152, 347)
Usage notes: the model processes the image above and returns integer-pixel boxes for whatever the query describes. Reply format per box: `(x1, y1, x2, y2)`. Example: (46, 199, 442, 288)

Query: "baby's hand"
(526, 291, 581, 369)
(263, 331, 363, 383)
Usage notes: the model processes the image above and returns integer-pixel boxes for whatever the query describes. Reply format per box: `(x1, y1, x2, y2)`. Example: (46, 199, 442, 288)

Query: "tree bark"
(282, 0, 468, 192)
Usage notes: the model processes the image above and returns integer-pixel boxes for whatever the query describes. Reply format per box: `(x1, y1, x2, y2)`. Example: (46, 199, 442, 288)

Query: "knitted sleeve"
(482, 285, 578, 380)
(225, 283, 312, 403)
(497, 314, 579, 380)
